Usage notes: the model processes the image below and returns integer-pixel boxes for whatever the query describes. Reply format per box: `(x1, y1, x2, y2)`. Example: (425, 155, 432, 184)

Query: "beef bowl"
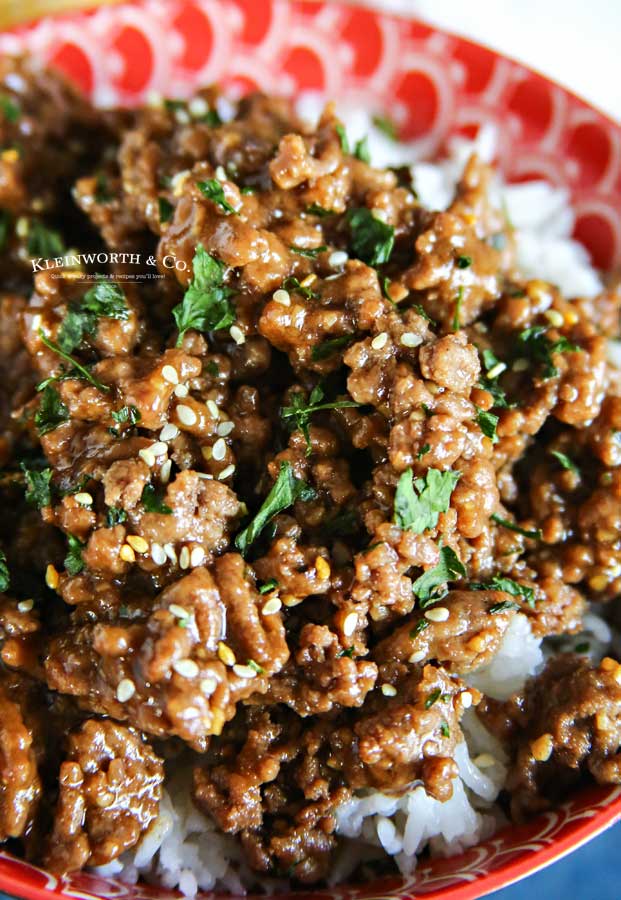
(0, 2, 620, 900)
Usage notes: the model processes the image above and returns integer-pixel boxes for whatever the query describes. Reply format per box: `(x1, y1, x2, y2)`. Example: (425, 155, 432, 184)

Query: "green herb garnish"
(440, 721, 450, 738)
(456, 255, 472, 269)
(489, 600, 521, 614)
(289, 244, 327, 259)
(393, 468, 460, 533)
(158, 197, 174, 223)
(417, 443, 431, 460)
(354, 136, 371, 163)
(347, 208, 394, 267)
(491, 513, 542, 540)
(281, 385, 359, 456)
(311, 334, 355, 361)
(305, 203, 334, 217)
(27, 221, 64, 259)
(235, 461, 316, 555)
(173, 245, 235, 345)
(409, 619, 430, 639)
(412, 545, 466, 606)
(21, 464, 53, 508)
(550, 450, 579, 474)
(106, 506, 128, 527)
(0, 550, 9, 591)
(94, 173, 111, 203)
(517, 326, 580, 379)
(475, 407, 499, 443)
(575, 641, 590, 653)
(372, 114, 398, 140)
(258, 578, 278, 594)
(425, 688, 442, 709)
(197, 179, 237, 215)
(64, 534, 85, 576)
(335, 124, 350, 154)
(470, 575, 535, 608)
(58, 280, 129, 354)
(38, 330, 110, 393)
(337, 646, 355, 658)
(282, 275, 318, 300)
(452, 286, 463, 331)
(0, 210, 10, 252)
(0, 94, 20, 122)
(141, 483, 172, 515)
(34, 384, 69, 436)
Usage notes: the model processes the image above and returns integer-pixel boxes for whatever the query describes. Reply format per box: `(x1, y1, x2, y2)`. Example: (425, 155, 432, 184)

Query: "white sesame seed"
(233, 664, 258, 679)
(15, 217, 29, 238)
(218, 464, 235, 480)
(162, 365, 179, 384)
(273, 289, 291, 307)
(171, 169, 190, 196)
(169, 604, 189, 619)
(139, 448, 156, 467)
(513, 358, 530, 372)
(160, 459, 172, 483)
(262, 596, 282, 615)
(328, 250, 348, 267)
(229, 325, 245, 345)
(372, 208, 388, 223)
(408, 649, 427, 663)
(17, 599, 34, 613)
(174, 383, 189, 398)
(173, 658, 199, 679)
(215, 165, 227, 182)
(160, 423, 179, 442)
(217, 421, 234, 437)
(381, 683, 397, 697)
(116, 678, 136, 702)
(424, 606, 450, 623)
(371, 332, 388, 350)
(151, 543, 167, 565)
(74, 492, 93, 506)
(164, 543, 177, 564)
(206, 399, 220, 419)
(179, 546, 190, 570)
(473, 753, 496, 769)
(544, 309, 564, 327)
(177, 404, 197, 426)
(174, 109, 190, 125)
(400, 332, 422, 348)
(149, 441, 168, 457)
(212, 438, 226, 461)
(461, 691, 473, 709)
(486, 361, 507, 379)
(188, 96, 208, 118)
(200, 676, 217, 695)
(190, 547, 205, 568)
(342, 612, 358, 637)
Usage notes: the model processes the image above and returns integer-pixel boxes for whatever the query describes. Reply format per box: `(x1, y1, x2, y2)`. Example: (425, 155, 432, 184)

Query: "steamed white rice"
(95, 104, 607, 895)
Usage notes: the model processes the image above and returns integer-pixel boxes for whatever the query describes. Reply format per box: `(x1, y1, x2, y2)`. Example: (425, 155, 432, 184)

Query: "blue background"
(0, 823, 619, 900)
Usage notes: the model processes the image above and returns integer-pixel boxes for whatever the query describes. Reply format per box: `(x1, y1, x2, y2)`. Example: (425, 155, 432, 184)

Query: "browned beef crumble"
(0, 56, 620, 884)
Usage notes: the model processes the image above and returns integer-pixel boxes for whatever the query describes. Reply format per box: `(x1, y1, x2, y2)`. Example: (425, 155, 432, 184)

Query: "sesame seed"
(408, 649, 426, 663)
(424, 606, 450, 623)
(188, 96, 208, 117)
(544, 309, 564, 327)
(474, 753, 497, 768)
(315, 556, 331, 581)
(45, 564, 60, 590)
(300, 273, 317, 288)
(116, 678, 136, 702)
(273, 289, 291, 306)
(400, 332, 422, 348)
(328, 250, 348, 267)
(460, 691, 473, 709)
(371, 332, 388, 350)
(175, 109, 190, 125)
(206, 399, 220, 419)
(148, 441, 168, 458)
(217, 642, 236, 666)
(120, 544, 136, 563)
(171, 170, 190, 197)
(381, 683, 397, 697)
(173, 658, 199, 678)
(262, 596, 282, 615)
(233, 664, 257, 679)
(218, 464, 235, 480)
(530, 733, 554, 762)
(212, 438, 227, 461)
(372, 208, 388, 223)
(282, 594, 303, 607)
(179, 546, 190, 570)
(17, 599, 34, 613)
(190, 547, 205, 568)
(126, 535, 149, 554)
(160, 423, 179, 442)
(169, 604, 189, 619)
(164, 543, 177, 564)
(177, 404, 197, 426)
(15, 216, 29, 238)
(200, 676, 217, 695)
(229, 325, 245, 345)
(174, 383, 189, 398)
(217, 421, 234, 437)
(486, 361, 507, 379)
(342, 612, 358, 637)
(151, 543, 166, 566)
(513, 358, 530, 372)
(215, 165, 227, 182)
(139, 448, 156, 467)
(74, 492, 93, 506)
(162, 365, 179, 384)
(160, 459, 172, 483)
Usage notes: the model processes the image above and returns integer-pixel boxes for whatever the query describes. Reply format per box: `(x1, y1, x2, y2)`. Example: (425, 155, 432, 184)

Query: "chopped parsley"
(337, 646, 355, 658)
(412, 545, 466, 606)
(456, 255, 472, 269)
(106, 506, 128, 527)
(517, 326, 580, 379)
(452, 286, 463, 331)
(0, 93, 20, 122)
(575, 641, 590, 654)
(417, 443, 431, 460)
(38, 331, 110, 393)
(34, 385, 70, 436)
(64, 534, 85, 576)
(27, 221, 64, 259)
(478, 347, 510, 408)
(311, 334, 355, 362)
(489, 599, 521, 614)
(289, 244, 327, 259)
(158, 197, 174, 223)
(141, 483, 172, 515)
(197, 179, 237, 215)
(95, 173, 111, 203)
(409, 619, 429, 639)
(21, 464, 53, 508)
(323, 507, 359, 538)
(335, 124, 350, 154)
(258, 578, 278, 594)
(346, 208, 394, 267)
(354, 136, 371, 163)
(281, 385, 359, 456)
(173, 245, 235, 345)
(550, 449, 579, 474)
(372, 114, 398, 140)
(0, 550, 9, 591)
(206, 360, 220, 377)
(393, 468, 460, 534)
(475, 407, 499, 443)
(470, 575, 535, 608)
(58, 280, 129, 354)
(412, 303, 434, 324)
(235, 461, 316, 555)
(305, 203, 334, 217)
(425, 688, 442, 709)
(0, 210, 10, 252)
(491, 513, 542, 540)
(282, 275, 318, 300)
(440, 721, 450, 738)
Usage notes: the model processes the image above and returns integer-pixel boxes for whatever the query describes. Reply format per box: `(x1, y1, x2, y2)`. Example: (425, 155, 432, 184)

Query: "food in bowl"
(0, 53, 620, 896)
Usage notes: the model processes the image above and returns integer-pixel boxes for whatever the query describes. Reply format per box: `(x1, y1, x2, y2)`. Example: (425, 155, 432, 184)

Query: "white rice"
(98, 103, 605, 895)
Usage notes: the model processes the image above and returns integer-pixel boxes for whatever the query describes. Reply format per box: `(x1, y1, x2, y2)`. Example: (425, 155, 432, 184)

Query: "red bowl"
(1, 2, 620, 898)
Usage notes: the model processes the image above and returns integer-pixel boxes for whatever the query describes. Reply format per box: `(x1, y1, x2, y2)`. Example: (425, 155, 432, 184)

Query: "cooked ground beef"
(0, 55, 619, 884)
